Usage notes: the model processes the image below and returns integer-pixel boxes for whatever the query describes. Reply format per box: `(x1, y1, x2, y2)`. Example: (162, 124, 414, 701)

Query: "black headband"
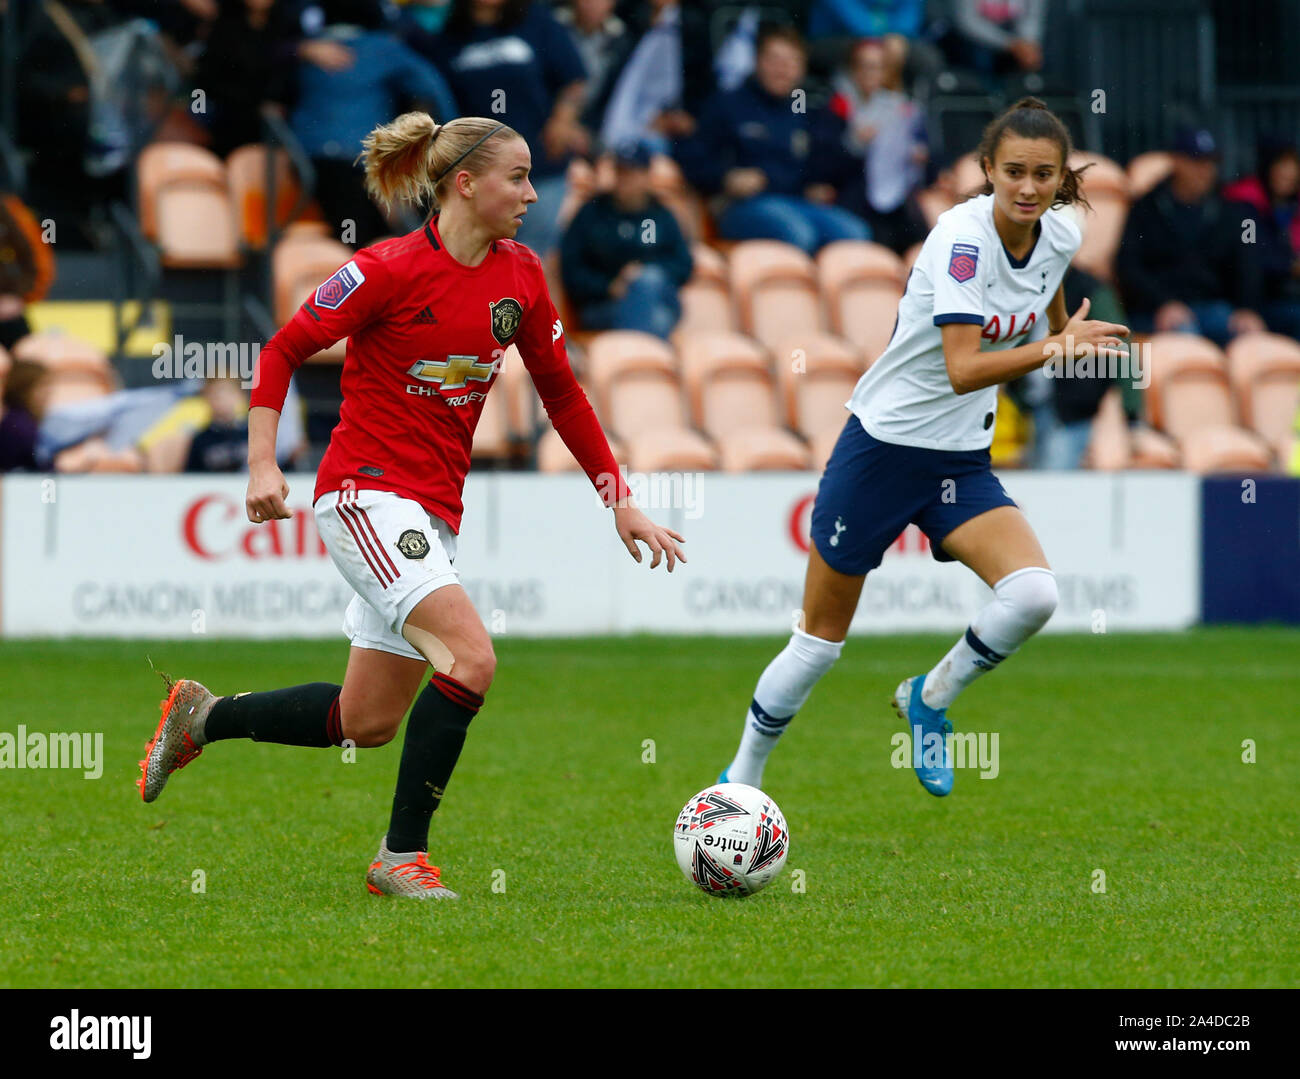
(433, 124, 507, 185)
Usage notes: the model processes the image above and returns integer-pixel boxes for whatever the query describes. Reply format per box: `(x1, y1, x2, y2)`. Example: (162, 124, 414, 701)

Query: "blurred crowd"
(5, 0, 1300, 475)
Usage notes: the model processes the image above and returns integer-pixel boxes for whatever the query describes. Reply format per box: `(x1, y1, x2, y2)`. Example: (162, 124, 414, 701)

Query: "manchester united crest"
(396, 529, 431, 560)
(489, 297, 523, 344)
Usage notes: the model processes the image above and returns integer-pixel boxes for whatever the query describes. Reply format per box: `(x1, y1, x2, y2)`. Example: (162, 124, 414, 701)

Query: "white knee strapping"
(971, 567, 1058, 657)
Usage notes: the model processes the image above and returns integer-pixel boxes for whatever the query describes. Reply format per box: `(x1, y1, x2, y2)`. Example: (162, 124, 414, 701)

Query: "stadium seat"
(1145, 333, 1234, 441)
(808, 425, 841, 473)
(689, 243, 728, 287)
(816, 241, 905, 362)
(1178, 425, 1273, 473)
(1084, 386, 1130, 470)
(1225, 333, 1300, 459)
(585, 331, 677, 412)
(727, 241, 822, 350)
(677, 331, 810, 471)
(1126, 151, 1173, 200)
(625, 427, 720, 472)
(271, 233, 354, 361)
(674, 279, 737, 340)
(1128, 425, 1181, 469)
(137, 142, 240, 269)
(1069, 152, 1129, 199)
(11, 330, 111, 374)
(496, 343, 542, 442)
(1071, 191, 1128, 282)
(225, 144, 302, 249)
(535, 426, 628, 473)
(771, 331, 862, 436)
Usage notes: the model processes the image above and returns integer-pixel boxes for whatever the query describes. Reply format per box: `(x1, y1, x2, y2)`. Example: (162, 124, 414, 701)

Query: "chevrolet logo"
(406, 354, 496, 390)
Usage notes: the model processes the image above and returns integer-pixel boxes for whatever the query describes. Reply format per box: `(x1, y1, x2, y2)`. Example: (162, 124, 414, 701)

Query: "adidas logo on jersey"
(412, 305, 438, 324)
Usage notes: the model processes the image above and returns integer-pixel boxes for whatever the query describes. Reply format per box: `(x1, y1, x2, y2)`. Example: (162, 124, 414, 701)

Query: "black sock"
(386, 672, 484, 853)
(203, 683, 344, 746)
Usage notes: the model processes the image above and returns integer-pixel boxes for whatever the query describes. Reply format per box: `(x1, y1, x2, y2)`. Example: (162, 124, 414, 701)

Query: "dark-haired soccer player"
(720, 99, 1128, 797)
(139, 113, 685, 898)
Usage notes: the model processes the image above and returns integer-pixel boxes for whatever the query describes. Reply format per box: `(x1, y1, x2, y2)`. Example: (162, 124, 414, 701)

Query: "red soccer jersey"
(251, 216, 629, 531)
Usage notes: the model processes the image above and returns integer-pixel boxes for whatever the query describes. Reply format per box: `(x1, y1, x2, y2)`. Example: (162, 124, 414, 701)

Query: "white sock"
(922, 567, 1058, 710)
(727, 628, 843, 787)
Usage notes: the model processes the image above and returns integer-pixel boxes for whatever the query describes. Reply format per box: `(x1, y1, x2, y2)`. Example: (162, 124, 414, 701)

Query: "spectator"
(191, 0, 299, 158)
(397, 0, 453, 34)
(0, 349, 43, 472)
(292, 0, 459, 247)
(830, 37, 929, 252)
(553, 0, 629, 124)
(1222, 137, 1300, 341)
(1116, 127, 1266, 347)
(941, 0, 1045, 82)
(806, 0, 937, 93)
(412, 0, 589, 256)
(677, 24, 868, 254)
(16, 0, 136, 247)
(595, 0, 713, 153)
(560, 140, 693, 339)
(0, 192, 56, 351)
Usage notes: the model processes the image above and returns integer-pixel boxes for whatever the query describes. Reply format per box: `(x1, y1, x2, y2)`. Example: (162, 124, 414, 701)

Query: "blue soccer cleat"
(893, 674, 954, 797)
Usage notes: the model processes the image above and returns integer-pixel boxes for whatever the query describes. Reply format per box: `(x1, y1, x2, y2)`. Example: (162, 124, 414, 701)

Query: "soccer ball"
(673, 782, 789, 898)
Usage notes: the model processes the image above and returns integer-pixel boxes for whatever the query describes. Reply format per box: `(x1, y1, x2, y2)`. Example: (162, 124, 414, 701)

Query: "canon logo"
(182, 494, 328, 561)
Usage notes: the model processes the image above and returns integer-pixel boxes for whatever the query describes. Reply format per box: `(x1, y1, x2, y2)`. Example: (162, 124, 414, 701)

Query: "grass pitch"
(0, 629, 1296, 988)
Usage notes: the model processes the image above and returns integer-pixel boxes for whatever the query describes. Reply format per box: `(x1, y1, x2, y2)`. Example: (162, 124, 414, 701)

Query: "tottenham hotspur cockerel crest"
(490, 297, 523, 344)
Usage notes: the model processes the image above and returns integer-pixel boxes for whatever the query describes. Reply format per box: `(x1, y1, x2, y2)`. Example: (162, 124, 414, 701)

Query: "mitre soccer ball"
(673, 783, 789, 897)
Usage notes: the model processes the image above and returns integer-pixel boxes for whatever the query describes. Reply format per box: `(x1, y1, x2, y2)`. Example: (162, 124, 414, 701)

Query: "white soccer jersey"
(847, 193, 1082, 451)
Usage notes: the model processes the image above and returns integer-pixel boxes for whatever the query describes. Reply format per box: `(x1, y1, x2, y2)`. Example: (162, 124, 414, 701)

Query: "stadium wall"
(0, 472, 1219, 637)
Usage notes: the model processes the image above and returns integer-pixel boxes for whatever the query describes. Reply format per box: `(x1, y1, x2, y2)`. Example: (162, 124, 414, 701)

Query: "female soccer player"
(721, 98, 1128, 797)
(138, 113, 685, 898)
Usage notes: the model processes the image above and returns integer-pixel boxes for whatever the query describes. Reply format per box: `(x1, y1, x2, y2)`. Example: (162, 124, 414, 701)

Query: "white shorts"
(314, 487, 460, 661)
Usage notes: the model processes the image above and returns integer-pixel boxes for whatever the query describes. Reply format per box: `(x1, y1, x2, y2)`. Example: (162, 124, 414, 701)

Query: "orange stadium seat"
(225, 144, 303, 249)
(1126, 151, 1173, 200)
(1069, 152, 1129, 199)
(535, 426, 628, 472)
(1145, 333, 1233, 440)
(1226, 332, 1300, 463)
(727, 241, 822, 350)
(624, 427, 719, 472)
(771, 331, 862, 436)
(817, 240, 905, 362)
(585, 331, 677, 413)
(672, 244, 735, 341)
(137, 142, 239, 269)
(902, 241, 924, 277)
(1128, 426, 1181, 469)
(678, 331, 810, 471)
(689, 243, 728, 287)
(271, 233, 354, 361)
(1084, 386, 1130, 470)
(1179, 425, 1273, 472)
(1145, 332, 1273, 468)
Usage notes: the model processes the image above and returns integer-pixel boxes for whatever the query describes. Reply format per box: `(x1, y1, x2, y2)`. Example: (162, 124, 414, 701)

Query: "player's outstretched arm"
(245, 405, 292, 524)
(612, 497, 686, 572)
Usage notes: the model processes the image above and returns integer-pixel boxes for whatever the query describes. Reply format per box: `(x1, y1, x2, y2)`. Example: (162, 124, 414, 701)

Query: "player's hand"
(724, 168, 767, 200)
(1229, 308, 1267, 336)
(299, 40, 354, 72)
(1061, 297, 1130, 358)
(1154, 300, 1195, 332)
(246, 463, 291, 523)
(613, 504, 686, 572)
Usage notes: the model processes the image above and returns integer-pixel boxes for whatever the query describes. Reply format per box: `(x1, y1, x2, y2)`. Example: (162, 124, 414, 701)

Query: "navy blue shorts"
(809, 415, 1018, 575)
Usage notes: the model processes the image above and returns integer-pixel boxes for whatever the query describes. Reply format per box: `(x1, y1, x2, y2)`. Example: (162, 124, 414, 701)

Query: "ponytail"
(360, 112, 521, 214)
